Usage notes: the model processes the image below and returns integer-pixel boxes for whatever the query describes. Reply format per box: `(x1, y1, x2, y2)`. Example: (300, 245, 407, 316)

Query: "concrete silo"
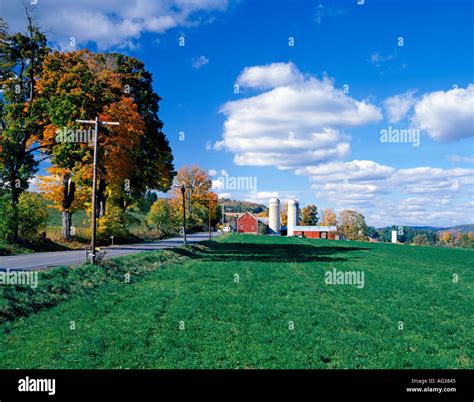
(287, 199, 299, 236)
(268, 197, 281, 234)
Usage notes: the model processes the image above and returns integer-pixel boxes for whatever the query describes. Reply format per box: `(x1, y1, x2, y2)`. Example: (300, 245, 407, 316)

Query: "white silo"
(287, 199, 298, 236)
(294, 200, 299, 225)
(268, 197, 281, 234)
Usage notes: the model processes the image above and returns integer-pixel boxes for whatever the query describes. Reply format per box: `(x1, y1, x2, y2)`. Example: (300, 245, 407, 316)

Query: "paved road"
(0, 232, 220, 271)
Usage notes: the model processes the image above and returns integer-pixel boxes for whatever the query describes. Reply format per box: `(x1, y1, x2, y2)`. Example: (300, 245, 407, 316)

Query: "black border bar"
(0, 369, 472, 401)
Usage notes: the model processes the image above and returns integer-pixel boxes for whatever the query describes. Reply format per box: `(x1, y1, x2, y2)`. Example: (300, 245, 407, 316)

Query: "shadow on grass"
(172, 241, 369, 263)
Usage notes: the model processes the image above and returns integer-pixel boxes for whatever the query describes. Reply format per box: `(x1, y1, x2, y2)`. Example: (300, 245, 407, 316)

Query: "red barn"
(236, 212, 269, 234)
(293, 226, 337, 239)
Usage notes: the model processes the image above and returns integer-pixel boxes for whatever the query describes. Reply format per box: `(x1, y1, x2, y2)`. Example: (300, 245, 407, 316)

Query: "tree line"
(0, 14, 174, 244)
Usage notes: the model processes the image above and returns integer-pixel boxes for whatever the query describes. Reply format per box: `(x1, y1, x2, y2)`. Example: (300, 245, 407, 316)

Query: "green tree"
(98, 204, 129, 239)
(136, 191, 158, 214)
(147, 199, 179, 236)
(0, 14, 49, 241)
(366, 226, 379, 239)
(0, 193, 12, 241)
(17, 192, 49, 240)
(412, 234, 429, 246)
(300, 204, 318, 225)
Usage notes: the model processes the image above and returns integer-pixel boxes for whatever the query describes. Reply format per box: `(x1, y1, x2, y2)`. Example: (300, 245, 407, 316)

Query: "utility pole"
(76, 117, 119, 264)
(181, 185, 187, 246)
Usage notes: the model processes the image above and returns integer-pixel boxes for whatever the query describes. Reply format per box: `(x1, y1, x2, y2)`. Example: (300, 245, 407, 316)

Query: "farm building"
(236, 212, 269, 234)
(285, 198, 337, 239)
(233, 198, 338, 239)
(293, 226, 337, 239)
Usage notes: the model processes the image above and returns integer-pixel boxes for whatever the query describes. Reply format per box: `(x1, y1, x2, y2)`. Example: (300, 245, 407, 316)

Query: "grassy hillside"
(219, 198, 267, 214)
(0, 234, 472, 369)
(47, 207, 90, 228)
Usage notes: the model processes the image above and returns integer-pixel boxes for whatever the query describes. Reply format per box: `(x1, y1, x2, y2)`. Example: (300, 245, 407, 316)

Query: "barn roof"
(294, 225, 337, 232)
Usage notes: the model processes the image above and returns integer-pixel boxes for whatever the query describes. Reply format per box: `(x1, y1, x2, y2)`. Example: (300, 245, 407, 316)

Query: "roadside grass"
(0, 243, 32, 256)
(0, 234, 472, 369)
(3, 207, 160, 255)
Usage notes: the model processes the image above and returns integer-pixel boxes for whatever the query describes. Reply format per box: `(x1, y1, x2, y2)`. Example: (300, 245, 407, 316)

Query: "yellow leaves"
(37, 167, 89, 213)
(42, 124, 59, 143)
(169, 165, 217, 222)
(439, 231, 452, 243)
(37, 174, 63, 211)
(322, 208, 337, 226)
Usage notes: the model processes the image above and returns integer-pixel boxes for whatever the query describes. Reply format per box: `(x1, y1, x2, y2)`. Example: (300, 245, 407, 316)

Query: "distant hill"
(439, 224, 474, 234)
(409, 226, 449, 231)
(377, 224, 474, 234)
(220, 199, 267, 214)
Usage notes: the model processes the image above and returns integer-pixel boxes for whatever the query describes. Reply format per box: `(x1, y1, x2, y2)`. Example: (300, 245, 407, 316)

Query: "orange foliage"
(439, 231, 452, 243)
(38, 166, 89, 213)
(321, 209, 337, 226)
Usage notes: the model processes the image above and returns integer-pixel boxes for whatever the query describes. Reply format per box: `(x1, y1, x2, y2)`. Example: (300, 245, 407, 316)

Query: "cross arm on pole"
(74, 117, 119, 264)
(75, 119, 120, 126)
(75, 119, 96, 124)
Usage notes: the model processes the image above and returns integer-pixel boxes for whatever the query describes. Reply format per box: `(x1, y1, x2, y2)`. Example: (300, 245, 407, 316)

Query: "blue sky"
(3, 0, 474, 227)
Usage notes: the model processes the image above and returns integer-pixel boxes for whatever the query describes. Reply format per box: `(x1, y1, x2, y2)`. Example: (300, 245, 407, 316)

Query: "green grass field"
(0, 234, 472, 368)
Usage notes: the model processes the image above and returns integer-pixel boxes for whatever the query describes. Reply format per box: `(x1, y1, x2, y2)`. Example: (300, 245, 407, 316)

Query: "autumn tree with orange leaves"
(321, 209, 337, 226)
(169, 165, 220, 230)
(35, 50, 174, 239)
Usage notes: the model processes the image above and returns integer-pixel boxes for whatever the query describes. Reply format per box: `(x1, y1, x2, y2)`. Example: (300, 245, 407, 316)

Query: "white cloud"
(212, 177, 224, 190)
(389, 167, 474, 195)
(296, 160, 394, 183)
(298, 160, 474, 226)
(192, 55, 209, 69)
(315, 183, 381, 209)
(28, 177, 41, 193)
(369, 195, 474, 227)
(303, 160, 394, 210)
(208, 169, 218, 176)
(244, 191, 279, 203)
(411, 84, 474, 142)
(217, 64, 382, 169)
(447, 155, 474, 164)
(3, 0, 229, 49)
(236, 62, 304, 90)
(383, 90, 417, 123)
